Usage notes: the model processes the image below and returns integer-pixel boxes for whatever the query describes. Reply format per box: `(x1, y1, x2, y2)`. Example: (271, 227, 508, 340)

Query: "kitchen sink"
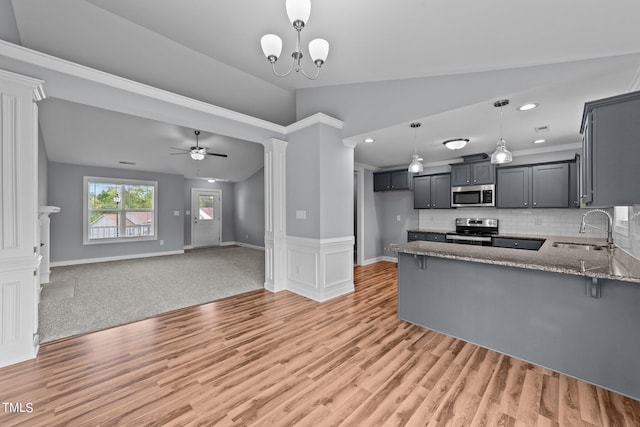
(552, 242, 608, 251)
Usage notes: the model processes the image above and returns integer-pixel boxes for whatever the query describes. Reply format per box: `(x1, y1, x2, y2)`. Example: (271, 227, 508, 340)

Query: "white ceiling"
(6, 0, 640, 177)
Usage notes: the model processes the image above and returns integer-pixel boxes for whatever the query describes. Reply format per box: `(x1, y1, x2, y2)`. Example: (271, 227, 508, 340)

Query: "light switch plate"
(296, 210, 307, 219)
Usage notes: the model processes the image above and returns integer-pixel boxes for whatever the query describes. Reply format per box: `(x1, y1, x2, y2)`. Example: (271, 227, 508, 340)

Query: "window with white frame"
(83, 177, 158, 244)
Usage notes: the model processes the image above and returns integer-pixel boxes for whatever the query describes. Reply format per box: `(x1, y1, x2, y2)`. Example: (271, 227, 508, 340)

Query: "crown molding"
(285, 112, 343, 134)
(0, 40, 285, 134)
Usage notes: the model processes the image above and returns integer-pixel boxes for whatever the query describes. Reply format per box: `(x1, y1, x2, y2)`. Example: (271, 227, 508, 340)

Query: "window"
(614, 206, 630, 236)
(83, 177, 158, 244)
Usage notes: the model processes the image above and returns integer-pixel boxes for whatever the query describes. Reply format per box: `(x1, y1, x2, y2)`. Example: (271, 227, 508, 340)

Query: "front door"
(191, 189, 222, 247)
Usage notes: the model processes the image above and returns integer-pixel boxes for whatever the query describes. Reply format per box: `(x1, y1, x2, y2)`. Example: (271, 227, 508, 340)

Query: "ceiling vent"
(534, 125, 551, 133)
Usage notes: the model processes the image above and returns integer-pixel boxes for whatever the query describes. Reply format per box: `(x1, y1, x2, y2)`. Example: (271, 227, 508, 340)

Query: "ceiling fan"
(170, 130, 228, 160)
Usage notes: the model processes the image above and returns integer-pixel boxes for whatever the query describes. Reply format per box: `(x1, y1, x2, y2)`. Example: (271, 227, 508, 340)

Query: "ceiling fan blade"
(206, 152, 228, 158)
(170, 152, 189, 155)
(169, 147, 190, 152)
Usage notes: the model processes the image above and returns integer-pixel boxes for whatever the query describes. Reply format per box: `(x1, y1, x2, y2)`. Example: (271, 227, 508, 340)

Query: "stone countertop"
(389, 235, 640, 284)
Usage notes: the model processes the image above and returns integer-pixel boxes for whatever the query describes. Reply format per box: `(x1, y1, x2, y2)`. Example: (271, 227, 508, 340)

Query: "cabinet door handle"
(524, 202, 528, 206)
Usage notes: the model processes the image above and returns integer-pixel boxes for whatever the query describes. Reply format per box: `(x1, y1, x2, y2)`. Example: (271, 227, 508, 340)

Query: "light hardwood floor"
(1, 261, 639, 426)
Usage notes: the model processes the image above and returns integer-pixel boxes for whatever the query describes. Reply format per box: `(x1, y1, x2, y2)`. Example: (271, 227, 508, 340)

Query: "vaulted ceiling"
(3, 0, 640, 179)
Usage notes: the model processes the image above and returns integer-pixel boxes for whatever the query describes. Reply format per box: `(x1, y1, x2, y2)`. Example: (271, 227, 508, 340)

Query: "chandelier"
(260, 0, 329, 80)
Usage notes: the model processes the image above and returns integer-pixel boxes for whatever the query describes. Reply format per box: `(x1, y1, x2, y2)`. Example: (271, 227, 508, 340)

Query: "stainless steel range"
(445, 218, 498, 246)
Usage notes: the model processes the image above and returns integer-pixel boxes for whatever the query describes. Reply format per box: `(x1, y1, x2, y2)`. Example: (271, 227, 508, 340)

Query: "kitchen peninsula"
(390, 237, 640, 401)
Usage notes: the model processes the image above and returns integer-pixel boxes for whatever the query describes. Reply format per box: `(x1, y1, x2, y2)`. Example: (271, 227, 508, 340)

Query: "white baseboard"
(361, 256, 384, 266)
(382, 255, 398, 263)
(235, 242, 265, 251)
(50, 250, 185, 267)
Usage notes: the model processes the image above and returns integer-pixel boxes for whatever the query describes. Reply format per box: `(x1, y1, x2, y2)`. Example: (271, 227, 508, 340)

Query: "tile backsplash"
(613, 205, 640, 261)
(419, 208, 612, 239)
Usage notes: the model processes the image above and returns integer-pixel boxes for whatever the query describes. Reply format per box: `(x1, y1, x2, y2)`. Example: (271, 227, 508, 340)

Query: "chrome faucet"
(579, 209, 613, 246)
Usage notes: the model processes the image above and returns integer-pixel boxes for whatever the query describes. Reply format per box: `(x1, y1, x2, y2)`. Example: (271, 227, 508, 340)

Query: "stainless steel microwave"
(451, 184, 495, 207)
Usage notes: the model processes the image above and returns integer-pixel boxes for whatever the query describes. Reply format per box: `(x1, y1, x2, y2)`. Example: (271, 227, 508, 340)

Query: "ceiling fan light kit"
(170, 130, 228, 160)
(260, 0, 329, 80)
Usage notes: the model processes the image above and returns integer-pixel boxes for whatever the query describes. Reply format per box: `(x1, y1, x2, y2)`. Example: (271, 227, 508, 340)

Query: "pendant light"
(490, 99, 513, 164)
(408, 122, 424, 173)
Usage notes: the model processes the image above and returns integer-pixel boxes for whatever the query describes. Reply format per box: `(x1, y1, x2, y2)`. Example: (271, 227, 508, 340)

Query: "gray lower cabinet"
(407, 231, 446, 242)
(397, 253, 640, 401)
(581, 90, 640, 207)
(413, 174, 451, 209)
(374, 170, 412, 191)
(497, 162, 569, 208)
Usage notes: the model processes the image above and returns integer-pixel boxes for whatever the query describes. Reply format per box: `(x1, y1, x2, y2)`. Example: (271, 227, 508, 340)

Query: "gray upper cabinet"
(451, 161, 495, 186)
(414, 174, 451, 209)
(531, 163, 569, 208)
(497, 167, 530, 208)
(497, 162, 569, 208)
(581, 91, 640, 207)
(373, 170, 412, 191)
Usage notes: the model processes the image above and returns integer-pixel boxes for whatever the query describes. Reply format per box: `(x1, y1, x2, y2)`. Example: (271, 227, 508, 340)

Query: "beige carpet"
(39, 246, 264, 343)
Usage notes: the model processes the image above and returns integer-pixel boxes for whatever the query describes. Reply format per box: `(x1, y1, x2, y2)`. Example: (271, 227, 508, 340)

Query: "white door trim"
(190, 188, 222, 247)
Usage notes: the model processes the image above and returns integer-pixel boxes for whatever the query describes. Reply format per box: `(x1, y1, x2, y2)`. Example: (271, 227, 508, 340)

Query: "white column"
(0, 69, 45, 367)
(264, 138, 287, 292)
(38, 206, 61, 284)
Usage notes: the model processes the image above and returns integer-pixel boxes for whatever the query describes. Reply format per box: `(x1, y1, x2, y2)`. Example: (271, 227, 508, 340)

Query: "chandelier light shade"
(443, 138, 469, 150)
(260, 34, 283, 62)
(490, 99, 513, 164)
(308, 38, 330, 65)
(407, 122, 424, 173)
(260, 0, 329, 80)
(286, 0, 311, 27)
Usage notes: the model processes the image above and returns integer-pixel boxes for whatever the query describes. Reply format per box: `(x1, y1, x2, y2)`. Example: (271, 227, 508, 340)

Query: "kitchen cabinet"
(407, 231, 446, 242)
(580, 90, 640, 207)
(496, 162, 569, 208)
(451, 161, 495, 186)
(373, 170, 412, 191)
(492, 236, 545, 251)
(413, 174, 451, 209)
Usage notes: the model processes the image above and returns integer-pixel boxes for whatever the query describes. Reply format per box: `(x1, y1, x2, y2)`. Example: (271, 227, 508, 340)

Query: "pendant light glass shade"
(261, 34, 283, 61)
(286, 0, 311, 26)
(308, 38, 329, 65)
(407, 122, 424, 172)
(490, 139, 512, 164)
(490, 99, 513, 164)
(408, 154, 424, 173)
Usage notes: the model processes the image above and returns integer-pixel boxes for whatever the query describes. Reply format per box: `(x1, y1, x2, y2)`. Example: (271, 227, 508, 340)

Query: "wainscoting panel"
(286, 236, 354, 302)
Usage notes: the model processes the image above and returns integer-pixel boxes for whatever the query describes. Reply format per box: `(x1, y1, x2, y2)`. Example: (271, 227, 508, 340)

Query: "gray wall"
(362, 169, 383, 262)
(183, 179, 235, 246)
(48, 162, 184, 263)
(0, 0, 21, 45)
(234, 168, 264, 248)
(379, 190, 419, 259)
(37, 127, 48, 208)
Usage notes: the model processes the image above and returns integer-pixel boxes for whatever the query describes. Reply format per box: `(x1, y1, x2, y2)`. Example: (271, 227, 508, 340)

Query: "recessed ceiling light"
(518, 103, 538, 111)
(442, 138, 469, 150)
(363, 137, 375, 143)
(208, 179, 216, 183)
(533, 139, 546, 144)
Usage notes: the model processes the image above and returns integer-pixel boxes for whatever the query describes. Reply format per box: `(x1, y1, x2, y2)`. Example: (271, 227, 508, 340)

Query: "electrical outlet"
(159, 240, 164, 245)
(245, 234, 249, 239)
